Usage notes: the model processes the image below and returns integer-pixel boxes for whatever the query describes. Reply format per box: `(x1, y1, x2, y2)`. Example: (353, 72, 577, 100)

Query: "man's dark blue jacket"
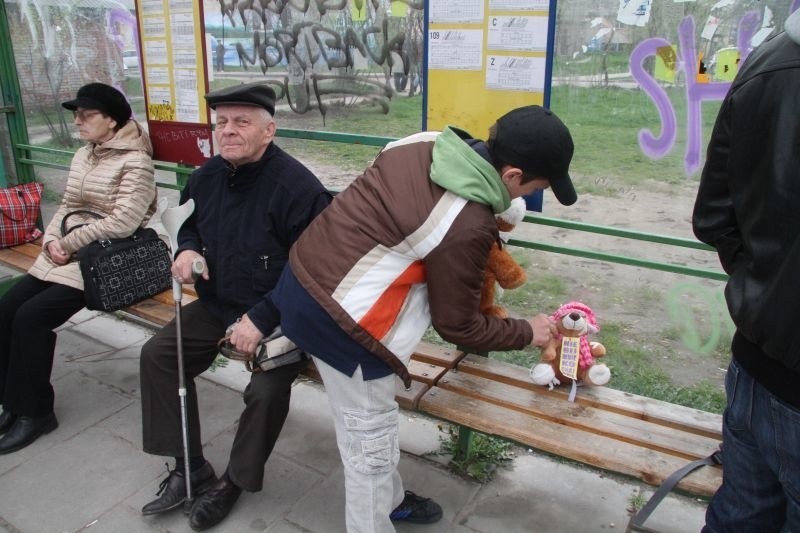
(176, 142, 332, 333)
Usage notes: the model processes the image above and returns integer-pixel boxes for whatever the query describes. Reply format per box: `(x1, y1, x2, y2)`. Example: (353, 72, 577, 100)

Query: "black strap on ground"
(627, 447, 722, 533)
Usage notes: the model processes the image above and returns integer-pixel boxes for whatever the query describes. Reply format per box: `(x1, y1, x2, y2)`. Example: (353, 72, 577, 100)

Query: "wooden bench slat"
(458, 354, 722, 439)
(0, 242, 41, 271)
(407, 360, 447, 386)
(0, 241, 41, 259)
(395, 379, 429, 411)
(0, 253, 35, 272)
(411, 341, 465, 369)
(419, 386, 722, 497)
(439, 369, 720, 461)
(146, 288, 198, 307)
(123, 299, 182, 325)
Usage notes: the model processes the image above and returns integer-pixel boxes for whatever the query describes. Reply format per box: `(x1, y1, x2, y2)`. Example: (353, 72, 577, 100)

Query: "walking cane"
(161, 199, 203, 513)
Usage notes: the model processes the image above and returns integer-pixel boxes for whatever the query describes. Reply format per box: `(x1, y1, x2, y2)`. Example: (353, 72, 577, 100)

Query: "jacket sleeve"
(692, 98, 743, 274)
(174, 171, 204, 258)
(58, 152, 156, 255)
(246, 188, 333, 335)
(42, 149, 85, 251)
(425, 208, 533, 352)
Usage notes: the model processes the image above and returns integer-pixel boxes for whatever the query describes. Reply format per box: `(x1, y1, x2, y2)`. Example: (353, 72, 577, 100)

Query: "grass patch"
(550, 84, 722, 186)
(479, 255, 726, 413)
(41, 185, 63, 203)
(627, 489, 648, 515)
(207, 355, 229, 372)
(281, 93, 423, 137)
(434, 424, 515, 483)
(499, 271, 567, 313)
(276, 95, 424, 177)
(27, 140, 76, 166)
(554, 50, 632, 78)
(597, 322, 725, 413)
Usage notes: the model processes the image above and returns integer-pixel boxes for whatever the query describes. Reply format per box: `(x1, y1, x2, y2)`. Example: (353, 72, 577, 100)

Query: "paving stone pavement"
(0, 308, 710, 533)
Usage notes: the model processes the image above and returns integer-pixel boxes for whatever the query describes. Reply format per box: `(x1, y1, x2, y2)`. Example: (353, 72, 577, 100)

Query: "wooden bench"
(0, 240, 723, 497)
(420, 353, 722, 497)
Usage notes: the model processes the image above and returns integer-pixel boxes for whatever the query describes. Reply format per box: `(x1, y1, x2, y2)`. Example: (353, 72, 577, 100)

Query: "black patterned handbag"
(61, 210, 172, 312)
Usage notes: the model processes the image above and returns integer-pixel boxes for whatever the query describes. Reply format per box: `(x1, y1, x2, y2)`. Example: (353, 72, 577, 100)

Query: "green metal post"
(453, 346, 485, 461)
(455, 426, 475, 461)
(177, 163, 191, 189)
(0, 0, 34, 185)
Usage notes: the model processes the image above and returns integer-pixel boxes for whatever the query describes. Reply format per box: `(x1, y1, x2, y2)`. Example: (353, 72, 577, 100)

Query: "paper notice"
(428, 29, 483, 70)
(485, 55, 545, 91)
(488, 16, 548, 51)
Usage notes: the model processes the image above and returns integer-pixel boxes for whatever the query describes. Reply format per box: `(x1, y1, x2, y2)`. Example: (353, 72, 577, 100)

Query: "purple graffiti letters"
(629, 37, 677, 160)
(677, 16, 730, 174)
(631, 13, 761, 175)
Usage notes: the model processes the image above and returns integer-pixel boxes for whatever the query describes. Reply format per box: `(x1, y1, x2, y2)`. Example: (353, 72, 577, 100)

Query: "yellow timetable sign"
(425, 0, 553, 136)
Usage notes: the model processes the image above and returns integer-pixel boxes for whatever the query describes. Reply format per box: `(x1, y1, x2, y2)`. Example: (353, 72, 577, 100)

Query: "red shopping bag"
(0, 182, 44, 248)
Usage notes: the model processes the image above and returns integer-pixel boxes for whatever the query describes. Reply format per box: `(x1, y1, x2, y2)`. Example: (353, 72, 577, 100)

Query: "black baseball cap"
(62, 83, 132, 126)
(491, 105, 577, 206)
(205, 82, 276, 115)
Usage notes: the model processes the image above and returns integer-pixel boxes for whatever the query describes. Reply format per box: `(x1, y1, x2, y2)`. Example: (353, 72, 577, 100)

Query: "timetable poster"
(425, 0, 555, 139)
(135, 0, 213, 165)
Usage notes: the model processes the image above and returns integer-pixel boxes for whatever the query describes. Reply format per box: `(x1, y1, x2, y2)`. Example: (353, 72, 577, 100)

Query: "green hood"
(430, 127, 510, 214)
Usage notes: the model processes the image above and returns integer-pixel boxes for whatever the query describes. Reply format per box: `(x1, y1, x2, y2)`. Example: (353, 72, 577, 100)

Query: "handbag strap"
(217, 334, 255, 362)
(626, 446, 722, 532)
(61, 210, 104, 237)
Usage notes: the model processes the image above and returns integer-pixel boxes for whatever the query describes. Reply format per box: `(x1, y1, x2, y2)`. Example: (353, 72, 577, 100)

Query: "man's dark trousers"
(140, 299, 305, 491)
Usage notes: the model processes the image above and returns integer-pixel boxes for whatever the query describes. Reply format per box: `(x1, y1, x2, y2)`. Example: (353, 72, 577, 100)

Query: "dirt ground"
(533, 178, 731, 390)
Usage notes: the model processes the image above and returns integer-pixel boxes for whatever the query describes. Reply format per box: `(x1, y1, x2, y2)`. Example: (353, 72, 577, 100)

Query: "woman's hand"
(47, 240, 71, 266)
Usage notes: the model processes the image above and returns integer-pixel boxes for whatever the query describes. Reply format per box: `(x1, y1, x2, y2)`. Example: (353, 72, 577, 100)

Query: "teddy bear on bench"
(529, 301, 610, 397)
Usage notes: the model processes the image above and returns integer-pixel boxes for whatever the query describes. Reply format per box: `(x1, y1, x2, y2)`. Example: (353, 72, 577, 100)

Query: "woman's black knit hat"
(62, 83, 132, 126)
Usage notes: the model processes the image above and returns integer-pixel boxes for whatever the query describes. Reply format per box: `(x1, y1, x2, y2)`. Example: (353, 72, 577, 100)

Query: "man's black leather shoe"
(0, 413, 57, 454)
(141, 461, 217, 515)
(189, 474, 242, 531)
(0, 410, 16, 434)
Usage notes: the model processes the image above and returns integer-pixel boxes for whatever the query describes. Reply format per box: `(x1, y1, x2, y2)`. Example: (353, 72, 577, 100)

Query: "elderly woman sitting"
(0, 82, 157, 454)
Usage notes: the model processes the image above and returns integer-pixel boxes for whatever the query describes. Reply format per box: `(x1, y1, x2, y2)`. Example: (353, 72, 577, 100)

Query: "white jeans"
(313, 356, 405, 533)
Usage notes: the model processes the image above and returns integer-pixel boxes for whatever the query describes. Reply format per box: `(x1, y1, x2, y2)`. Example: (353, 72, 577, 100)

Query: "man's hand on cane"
(172, 251, 209, 284)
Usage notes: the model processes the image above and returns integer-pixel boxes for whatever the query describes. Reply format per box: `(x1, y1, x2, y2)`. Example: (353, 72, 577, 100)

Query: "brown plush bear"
(529, 301, 610, 392)
(480, 198, 527, 318)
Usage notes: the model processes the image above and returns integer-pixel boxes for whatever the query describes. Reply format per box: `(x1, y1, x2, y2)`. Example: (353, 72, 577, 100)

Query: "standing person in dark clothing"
(692, 9, 800, 532)
(138, 82, 331, 531)
(215, 42, 225, 72)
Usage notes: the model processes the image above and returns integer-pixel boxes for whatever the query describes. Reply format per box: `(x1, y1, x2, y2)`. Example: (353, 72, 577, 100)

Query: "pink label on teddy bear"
(559, 336, 580, 380)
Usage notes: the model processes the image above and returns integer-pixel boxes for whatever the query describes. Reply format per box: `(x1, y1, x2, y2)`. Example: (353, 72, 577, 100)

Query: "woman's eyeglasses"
(72, 110, 102, 121)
